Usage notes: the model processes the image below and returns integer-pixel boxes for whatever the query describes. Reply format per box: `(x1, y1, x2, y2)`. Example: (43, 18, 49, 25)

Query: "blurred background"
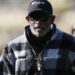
(0, 0, 75, 54)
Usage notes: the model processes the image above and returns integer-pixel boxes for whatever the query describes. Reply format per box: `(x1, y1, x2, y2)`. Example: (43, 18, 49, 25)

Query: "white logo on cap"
(32, 1, 45, 6)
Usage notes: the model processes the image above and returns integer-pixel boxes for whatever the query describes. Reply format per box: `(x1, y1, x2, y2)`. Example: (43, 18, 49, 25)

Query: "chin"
(36, 33, 46, 38)
(31, 29, 47, 37)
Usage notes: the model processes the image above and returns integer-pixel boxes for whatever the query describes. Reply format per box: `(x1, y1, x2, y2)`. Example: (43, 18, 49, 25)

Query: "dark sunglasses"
(29, 14, 50, 22)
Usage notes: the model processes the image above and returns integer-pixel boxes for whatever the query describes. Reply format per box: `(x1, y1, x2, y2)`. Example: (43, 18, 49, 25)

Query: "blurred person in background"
(0, 0, 75, 75)
(72, 25, 75, 37)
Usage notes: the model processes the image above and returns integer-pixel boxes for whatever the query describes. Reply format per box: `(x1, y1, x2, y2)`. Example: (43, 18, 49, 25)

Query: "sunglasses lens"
(29, 17, 35, 21)
(29, 12, 50, 21)
(29, 15, 49, 21)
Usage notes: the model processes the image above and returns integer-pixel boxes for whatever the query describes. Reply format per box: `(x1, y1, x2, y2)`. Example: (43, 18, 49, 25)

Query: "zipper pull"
(37, 63, 42, 71)
(37, 53, 42, 71)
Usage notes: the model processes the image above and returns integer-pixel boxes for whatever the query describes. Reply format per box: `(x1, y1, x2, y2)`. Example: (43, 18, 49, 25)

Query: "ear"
(25, 16, 29, 22)
(50, 15, 55, 23)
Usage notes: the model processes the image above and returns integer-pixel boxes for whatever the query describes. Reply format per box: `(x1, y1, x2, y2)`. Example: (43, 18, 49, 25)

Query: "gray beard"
(30, 24, 53, 38)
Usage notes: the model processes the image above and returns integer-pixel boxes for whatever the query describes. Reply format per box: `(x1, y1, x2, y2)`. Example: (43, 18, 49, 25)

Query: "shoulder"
(8, 34, 27, 45)
(4, 26, 30, 51)
(52, 28, 75, 45)
(8, 25, 30, 45)
(56, 28, 74, 40)
(57, 28, 75, 49)
(5, 33, 28, 50)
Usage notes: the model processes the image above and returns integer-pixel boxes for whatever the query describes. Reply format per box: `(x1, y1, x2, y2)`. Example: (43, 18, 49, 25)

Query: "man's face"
(26, 11, 55, 37)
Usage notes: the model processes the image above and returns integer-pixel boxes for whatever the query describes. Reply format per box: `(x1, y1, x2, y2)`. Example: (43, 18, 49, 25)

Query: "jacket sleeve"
(0, 45, 15, 75)
(0, 54, 3, 75)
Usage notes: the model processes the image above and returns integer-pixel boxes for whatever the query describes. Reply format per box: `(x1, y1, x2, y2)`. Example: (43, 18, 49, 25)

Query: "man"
(0, 0, 75, 75)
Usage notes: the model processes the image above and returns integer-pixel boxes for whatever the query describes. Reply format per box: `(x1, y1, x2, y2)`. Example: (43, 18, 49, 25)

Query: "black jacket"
(0, 25, 75, 75)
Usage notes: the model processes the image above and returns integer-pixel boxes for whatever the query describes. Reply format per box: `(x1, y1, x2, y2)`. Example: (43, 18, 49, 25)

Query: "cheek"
(29, 21, 34, 24)
(42, 22, 50, 27)
(47, 20, 52, 24)
(29, 22, 35, 28)
(43, 20, 51, 24)
(29, 21, 35, 26)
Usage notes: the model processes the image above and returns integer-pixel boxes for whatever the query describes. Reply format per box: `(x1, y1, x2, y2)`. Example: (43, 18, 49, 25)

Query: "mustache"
(34, 25, 45, 28)
(34, 26, 44, 29)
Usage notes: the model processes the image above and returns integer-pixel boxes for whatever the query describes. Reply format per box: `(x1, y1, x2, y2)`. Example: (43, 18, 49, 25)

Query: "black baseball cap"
(27, 0, 53, 16)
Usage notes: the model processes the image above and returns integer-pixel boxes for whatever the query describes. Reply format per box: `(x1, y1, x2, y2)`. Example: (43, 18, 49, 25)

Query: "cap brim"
(28, 8, 50, 16)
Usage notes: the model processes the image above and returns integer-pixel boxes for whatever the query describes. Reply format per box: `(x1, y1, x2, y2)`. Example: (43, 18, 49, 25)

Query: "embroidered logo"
(32, 1, 45, 6)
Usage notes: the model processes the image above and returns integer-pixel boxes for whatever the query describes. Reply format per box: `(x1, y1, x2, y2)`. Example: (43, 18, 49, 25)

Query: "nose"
(34, 20, 41, 27)
(35, 20, 41, 24)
